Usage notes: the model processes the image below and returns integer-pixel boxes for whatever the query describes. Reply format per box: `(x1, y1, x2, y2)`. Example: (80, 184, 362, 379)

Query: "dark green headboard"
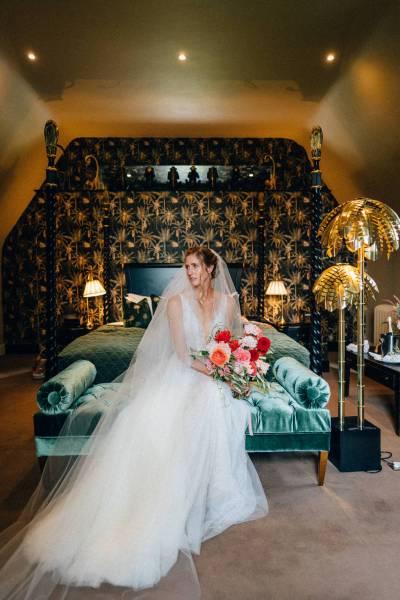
(124, 263, 243, 297)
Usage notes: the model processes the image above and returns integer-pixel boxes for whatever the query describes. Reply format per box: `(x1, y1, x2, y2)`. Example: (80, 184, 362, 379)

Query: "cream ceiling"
(1, 0, 394, 101)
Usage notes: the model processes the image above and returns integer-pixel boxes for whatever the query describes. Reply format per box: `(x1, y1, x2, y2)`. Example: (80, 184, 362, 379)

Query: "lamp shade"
(83, 279, 106, 298)
(266, 280, 288, 296)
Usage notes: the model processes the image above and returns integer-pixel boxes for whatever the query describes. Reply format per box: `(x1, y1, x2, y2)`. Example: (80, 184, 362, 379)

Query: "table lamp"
(83, 276, 106, 329)
(266, 280, 288, 325)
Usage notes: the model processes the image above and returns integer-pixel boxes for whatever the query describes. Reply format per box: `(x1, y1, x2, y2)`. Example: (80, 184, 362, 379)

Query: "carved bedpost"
(256, 192, 267, 320)
(43, 120, 59, 379)
(309, 126, 323, 375)
(102, 192, 112, 324)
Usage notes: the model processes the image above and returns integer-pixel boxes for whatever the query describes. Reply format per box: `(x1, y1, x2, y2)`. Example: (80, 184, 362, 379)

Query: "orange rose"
(210, 346, 230, 367)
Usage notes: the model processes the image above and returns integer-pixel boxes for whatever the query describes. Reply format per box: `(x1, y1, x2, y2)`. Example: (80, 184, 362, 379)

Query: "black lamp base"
(329, 416, 381, 472)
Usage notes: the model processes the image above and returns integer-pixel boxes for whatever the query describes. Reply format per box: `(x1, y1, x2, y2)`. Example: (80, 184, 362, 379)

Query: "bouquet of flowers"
(191, 323, 272, 397)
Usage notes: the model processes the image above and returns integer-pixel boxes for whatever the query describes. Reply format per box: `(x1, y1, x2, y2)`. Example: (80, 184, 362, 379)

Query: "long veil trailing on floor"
(0, 253, 267, 599)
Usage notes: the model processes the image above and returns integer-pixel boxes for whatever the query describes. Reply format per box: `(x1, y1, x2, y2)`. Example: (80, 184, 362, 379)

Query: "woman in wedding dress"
(0, 247, 268, 599)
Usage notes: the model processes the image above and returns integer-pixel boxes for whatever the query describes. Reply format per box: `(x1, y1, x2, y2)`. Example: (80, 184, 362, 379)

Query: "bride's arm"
(226, 293, 245, 336)
(167, 296, 210, 376)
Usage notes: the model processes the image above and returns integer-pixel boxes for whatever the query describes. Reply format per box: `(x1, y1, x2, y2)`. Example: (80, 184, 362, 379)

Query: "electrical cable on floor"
(365, 451, 393, 473)
(381, 451, 392, 464)
(380, 450, 400, 471)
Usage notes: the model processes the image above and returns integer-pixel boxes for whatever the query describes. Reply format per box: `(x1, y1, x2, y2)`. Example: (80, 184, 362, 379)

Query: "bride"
(0, 247, 268, 599)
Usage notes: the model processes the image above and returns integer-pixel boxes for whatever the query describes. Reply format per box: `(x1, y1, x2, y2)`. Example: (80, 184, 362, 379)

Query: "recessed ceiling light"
(178, 53, 187, 62)
(325, 52, 336, 63)
(27, 51, 37, 61)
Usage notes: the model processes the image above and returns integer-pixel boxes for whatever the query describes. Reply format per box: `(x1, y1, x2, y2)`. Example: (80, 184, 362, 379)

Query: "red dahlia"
(257, 336, 271, 354)
(229, 339, 239, 351)
(215, 329, 231, 343)
(250, 348, 260, 361)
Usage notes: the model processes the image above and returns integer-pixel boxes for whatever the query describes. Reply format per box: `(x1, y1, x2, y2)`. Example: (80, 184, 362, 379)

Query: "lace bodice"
(180, 293, 228, 348)
(167, 292, 234, 366)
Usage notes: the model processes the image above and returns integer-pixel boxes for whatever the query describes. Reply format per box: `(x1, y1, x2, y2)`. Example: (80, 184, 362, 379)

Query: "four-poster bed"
(39, 123, 327, 380)
(23, 124, 334, 484)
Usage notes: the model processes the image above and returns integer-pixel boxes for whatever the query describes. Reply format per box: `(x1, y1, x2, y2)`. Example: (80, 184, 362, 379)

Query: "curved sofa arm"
(272, 356, 330, 409)
(36, 360, 97, 415)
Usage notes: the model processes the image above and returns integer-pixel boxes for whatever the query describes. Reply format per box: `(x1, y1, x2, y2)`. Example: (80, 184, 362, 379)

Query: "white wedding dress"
(0, 257, 268, 599)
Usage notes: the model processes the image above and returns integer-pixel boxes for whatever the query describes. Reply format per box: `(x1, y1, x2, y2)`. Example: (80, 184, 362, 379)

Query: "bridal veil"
(0, 252, 262, 599)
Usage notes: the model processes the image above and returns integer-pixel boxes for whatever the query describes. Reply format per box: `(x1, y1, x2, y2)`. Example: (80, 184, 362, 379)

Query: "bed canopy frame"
(42, 122, 324, 380)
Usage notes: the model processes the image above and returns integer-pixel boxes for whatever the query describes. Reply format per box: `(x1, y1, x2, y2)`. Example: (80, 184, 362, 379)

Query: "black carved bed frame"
(42, 131, 324, 380)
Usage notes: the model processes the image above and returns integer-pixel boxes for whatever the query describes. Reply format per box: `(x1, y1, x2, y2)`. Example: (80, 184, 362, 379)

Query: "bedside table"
(275, 322, 310, 347)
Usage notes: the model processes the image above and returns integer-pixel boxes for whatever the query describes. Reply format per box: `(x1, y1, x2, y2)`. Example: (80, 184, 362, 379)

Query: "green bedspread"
(58, 323, 309, 384)
(262, 326, 309, 371)
(58, 326, 144, 383)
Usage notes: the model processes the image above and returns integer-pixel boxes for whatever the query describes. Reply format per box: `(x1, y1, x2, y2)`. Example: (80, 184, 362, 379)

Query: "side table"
(345, 349, 400, 435)
(275, 322, 310, 347)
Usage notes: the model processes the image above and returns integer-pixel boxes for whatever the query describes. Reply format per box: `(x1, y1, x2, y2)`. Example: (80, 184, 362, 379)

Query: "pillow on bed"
(123, 294, 161, 328)
(123, 295, 152, 328)
(151, 295, 161, 314)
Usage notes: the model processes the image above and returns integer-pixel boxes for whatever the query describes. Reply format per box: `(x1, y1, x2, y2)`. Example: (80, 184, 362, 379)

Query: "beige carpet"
(1, 355, 400, 599)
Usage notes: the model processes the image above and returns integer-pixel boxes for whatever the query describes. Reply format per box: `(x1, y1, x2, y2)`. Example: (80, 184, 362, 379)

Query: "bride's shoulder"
(167, 294, 182, 306)
(218, 291, 235, 305)
(167, 294, 183, 314)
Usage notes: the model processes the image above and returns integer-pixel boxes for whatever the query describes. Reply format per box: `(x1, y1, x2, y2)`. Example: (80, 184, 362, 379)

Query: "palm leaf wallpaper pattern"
(2, 137, 337, 350)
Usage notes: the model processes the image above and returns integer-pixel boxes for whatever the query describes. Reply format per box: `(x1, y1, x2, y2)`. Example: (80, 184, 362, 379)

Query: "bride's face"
(185, 254, 213, 288)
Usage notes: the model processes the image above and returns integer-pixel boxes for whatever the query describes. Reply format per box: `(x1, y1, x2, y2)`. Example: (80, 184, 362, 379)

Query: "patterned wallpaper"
(2, 137, 337, 350)
(60, 137, 311, 191)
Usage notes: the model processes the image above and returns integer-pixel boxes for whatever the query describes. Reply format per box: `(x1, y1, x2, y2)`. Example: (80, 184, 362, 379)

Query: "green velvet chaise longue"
(33, 323, 331, 485)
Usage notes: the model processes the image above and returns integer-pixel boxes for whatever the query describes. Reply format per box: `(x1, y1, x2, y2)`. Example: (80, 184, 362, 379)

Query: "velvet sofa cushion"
(34, 382, 120, 436)
(247, 383, 331, 434)
(272, 356, 330, 409)
(34, 378, 330, 457)
(36, 360, 97, 415)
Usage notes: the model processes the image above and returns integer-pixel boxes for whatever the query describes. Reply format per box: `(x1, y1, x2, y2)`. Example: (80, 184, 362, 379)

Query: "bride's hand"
(191, 358, 213, 377)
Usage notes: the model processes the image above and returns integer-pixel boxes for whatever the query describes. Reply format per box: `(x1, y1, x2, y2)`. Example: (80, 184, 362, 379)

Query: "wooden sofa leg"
(318, 451, 328, 485)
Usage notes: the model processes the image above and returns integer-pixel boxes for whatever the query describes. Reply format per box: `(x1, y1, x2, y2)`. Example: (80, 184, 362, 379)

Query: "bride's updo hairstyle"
(185, 246, 218, 279)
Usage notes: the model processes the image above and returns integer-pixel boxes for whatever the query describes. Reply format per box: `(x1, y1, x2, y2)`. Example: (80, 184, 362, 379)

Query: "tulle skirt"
(0, 357, 268, 599)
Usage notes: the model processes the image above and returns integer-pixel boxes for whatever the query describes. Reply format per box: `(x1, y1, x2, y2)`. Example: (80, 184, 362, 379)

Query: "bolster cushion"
(272, 356, 330, 409)
(36, 360, 97, 415)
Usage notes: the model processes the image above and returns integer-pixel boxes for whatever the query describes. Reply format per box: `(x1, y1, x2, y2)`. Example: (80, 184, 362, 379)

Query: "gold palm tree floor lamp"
(314, 263, 379, 471)
(319, 197, 400, 430)
(313, 264, 378, 428)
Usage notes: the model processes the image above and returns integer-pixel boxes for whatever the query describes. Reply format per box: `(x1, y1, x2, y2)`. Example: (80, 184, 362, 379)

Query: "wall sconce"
(83, 276, 106, 329)
(266, 280, 288, 325)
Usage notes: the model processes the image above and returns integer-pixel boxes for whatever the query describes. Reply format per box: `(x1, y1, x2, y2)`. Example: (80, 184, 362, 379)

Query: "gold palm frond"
(271, 231, 286, 248)
(140, 232, 156, 248)
(319, 197, 400, 259)
(289, 272, 302, 285)
(182, 232, 202, 247)
(119, 209, 132, 226)
(116, 229, 127, 243)
(225, 250, 237, 263)
(204, 228, 216, 244)
(115, 272, 126, 287)
(293, 297, 306, 312)
(313, 263, 378, 311)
